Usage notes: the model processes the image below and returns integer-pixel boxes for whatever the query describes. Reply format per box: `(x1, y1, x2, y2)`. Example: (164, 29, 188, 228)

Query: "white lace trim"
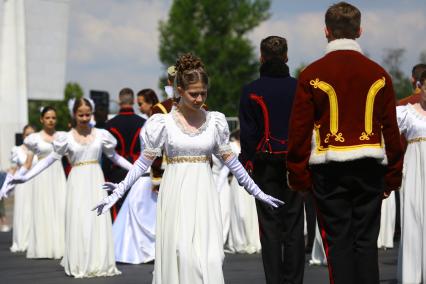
(171, 107, 211, 137)
(142, 148, 162, 159)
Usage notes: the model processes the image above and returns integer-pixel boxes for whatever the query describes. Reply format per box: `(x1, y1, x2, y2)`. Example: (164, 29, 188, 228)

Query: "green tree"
(158, 0, 271, 115)
(382, 48, 412, 100)
(28, 82, 84, 130)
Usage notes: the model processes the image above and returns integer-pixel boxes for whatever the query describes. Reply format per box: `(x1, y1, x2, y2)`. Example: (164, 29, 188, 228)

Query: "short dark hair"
(119, 88, 134, 105)
(419, 70, 426, 86)
(412, 63, 426, 81)
(325, 2, 361, 39)
(260, 36, 288, 61)
(23, 124, 36, 134)
(137, 89, 159, 105)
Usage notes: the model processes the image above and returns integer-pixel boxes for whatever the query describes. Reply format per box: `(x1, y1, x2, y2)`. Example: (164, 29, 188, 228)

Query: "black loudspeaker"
(90, 90, 110, 113)
(15, 133, 23, 146)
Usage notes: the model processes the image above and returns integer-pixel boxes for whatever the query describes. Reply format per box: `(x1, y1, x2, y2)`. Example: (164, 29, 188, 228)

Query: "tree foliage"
(28, 82, 84, 131)
(158, 0, 271, 115)
(382, 48, 412, 100)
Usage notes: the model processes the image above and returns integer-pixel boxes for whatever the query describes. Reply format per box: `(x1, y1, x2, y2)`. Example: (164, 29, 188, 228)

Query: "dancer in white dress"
(8, 125, 37, 252)
(212, 154, 231, 243)
(226, 131, 261, 254)
(94, 53, 283, 284)
(309, 222, 327, 266)
(377, 191, 396, 249)
(112, 89, 160, 264)
(23, 107, 67, 259)
(9, 99, 132, 278)
(397, 72, 426, 284)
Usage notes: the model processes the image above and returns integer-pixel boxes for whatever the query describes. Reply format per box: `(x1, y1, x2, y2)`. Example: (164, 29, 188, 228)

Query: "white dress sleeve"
(100, 129, 118, 159)
(140, 114, 167, 160)
(396, 105, 410, 136)
(52, 132, 69, 159)
(23, 133, 38, 154)
(212, 112, 233, 161)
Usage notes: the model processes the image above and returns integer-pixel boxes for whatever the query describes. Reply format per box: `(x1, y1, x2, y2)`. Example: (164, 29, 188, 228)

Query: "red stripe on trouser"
(314, 202, 335, 284)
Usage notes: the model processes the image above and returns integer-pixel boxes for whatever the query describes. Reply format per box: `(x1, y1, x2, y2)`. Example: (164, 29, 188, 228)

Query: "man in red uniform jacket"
(287, 2, 403, 284)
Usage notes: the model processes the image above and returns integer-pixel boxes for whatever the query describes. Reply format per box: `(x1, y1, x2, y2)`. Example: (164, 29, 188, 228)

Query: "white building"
(0, 0, 69, 167)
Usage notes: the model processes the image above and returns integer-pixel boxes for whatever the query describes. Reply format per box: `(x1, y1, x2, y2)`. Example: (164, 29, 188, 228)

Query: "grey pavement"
(0, 230, 398, 284)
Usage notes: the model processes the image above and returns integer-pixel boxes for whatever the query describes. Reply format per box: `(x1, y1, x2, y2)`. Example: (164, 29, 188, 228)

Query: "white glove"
(10, 153, 58, 185)
(224, 155, 284, 208)
(109, 152, 133, 171)
(0, 173, 14, 200)
(93, 155, 153, 215)
(101, 182, 118, 192)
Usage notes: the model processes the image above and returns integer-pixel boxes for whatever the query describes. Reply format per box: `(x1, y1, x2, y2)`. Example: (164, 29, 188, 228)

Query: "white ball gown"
(9, 146, 36, 252)
(24, 132, 67, 259)
(396, 104, 426, 284)
(143, 109, 233, 284)
(112, 170, 157, 264)
(377, 191, 395, 249)
(52, 128, 121, 278)
(309, 221, 327, 266)
(212, 155, 231, 244)
(225, 140, 261, 254)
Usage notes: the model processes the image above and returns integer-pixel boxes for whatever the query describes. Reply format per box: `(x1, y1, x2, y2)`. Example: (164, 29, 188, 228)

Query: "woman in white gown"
(377, 191, 395, 249)
(94, 53, 283, 284)
(9, 125, 37, 252)
(397, 74, 426, 284)
(23, 107, 67, 259)
(212, 154, 231, 244)
(309, 221, 327, 266)
(9, 99, 132, 278)
(226, 131, 261, 254)
(112, 89, 160, 264)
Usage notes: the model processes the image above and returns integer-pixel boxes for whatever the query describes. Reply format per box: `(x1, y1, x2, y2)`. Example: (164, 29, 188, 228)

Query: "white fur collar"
(325, 39, 363, 54)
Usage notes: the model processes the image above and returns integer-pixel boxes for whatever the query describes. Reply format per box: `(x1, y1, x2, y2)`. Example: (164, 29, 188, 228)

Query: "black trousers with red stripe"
(311, 158, 384, 284)
(253, 154, 305, 284)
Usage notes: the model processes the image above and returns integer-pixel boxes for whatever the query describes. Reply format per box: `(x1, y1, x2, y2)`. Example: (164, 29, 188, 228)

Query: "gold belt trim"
(407, 137, 426, 144)
(73, 160, 99, 167)
(166, 155, 211, 164)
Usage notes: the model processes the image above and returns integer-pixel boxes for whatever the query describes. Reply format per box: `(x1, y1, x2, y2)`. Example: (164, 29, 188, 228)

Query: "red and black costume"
(105, 106, 146, 218)
(287, 39, 404, 284)
(239, 59, 305, 284)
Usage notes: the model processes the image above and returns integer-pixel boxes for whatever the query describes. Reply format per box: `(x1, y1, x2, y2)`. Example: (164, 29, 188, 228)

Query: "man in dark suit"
(239, 36, 304, 284)
(105, 88, 145, 218)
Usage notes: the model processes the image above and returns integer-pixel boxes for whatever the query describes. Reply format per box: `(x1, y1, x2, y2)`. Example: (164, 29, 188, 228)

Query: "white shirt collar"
(325, 38, 363, 54)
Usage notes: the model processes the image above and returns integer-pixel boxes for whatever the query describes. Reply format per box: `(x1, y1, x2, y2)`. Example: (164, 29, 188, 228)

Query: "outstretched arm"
(9, 152, 59, 185)
(92, 154, 154, 215)
(222, 154, 284, 208)
(108, 152, 133, 171)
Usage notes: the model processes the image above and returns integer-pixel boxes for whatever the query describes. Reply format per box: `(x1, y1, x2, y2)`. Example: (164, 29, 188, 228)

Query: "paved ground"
(0, 198, 398, 283)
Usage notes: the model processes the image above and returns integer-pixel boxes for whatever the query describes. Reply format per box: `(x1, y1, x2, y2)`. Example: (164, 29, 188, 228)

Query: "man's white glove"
(224, 155, 284, 208)
(93, 155, 153, 215)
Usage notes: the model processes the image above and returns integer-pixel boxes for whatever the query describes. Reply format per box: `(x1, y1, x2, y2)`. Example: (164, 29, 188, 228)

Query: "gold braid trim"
(73, 160, 98, 167)
(166, 155, 211, 164)
(407, 137, 426, 144)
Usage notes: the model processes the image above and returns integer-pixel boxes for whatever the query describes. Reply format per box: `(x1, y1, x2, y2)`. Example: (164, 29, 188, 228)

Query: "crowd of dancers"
(0, 2, 426, 284)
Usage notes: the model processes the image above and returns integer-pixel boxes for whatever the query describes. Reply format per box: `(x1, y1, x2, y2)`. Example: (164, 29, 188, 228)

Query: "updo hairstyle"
(175, 53, 209, 90)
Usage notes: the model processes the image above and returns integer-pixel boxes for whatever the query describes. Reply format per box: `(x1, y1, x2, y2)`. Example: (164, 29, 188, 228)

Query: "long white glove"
(109, 152, 133, 171)
(0, 173, 15, 200)
(224, 155, 284, 208)
(9, 153, 58, 185)
(93, 155, 153, 215)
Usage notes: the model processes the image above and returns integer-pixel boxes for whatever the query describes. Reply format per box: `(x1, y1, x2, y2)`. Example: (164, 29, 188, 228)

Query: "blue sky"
(66, 0, 426, 106)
